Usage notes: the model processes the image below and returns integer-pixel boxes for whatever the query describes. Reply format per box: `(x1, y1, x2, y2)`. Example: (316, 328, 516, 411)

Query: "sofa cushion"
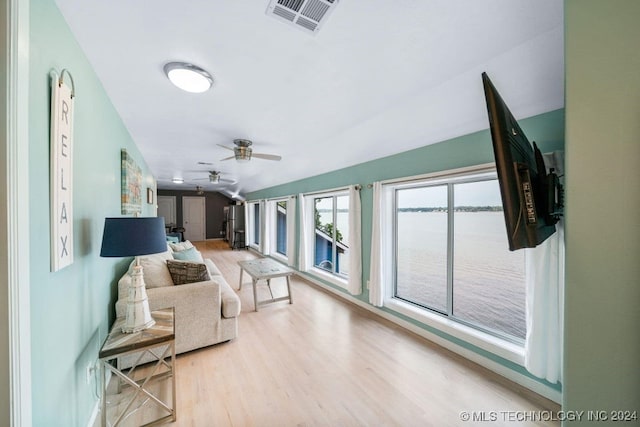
(169, 240, 195, 252)
(166, 260, 210, 285)
(136, 251, 175, 288)
(172, 246, 204, 262)
(204, 258, 222, 276)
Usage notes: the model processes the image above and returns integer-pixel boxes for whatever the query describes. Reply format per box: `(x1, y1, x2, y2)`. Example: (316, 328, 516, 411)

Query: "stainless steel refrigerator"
(224, 204, 246, 249)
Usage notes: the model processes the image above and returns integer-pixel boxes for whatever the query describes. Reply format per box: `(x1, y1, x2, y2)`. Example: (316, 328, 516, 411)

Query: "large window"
(268, 199, 288, 257)
(248, 201, 260, 248)
(275, 201, 287, 256)
(393, 172, 526, 342)
(396, 185, 448, 312)
(312, 193, 350, 278)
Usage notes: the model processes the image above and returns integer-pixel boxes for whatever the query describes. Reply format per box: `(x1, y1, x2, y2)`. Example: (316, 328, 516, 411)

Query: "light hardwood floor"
(101, 239, 560, 427)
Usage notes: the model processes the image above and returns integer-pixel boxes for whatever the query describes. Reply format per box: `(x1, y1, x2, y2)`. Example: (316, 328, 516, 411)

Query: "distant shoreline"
(397, 206, 503, 213)
(317, 207, 504, 213)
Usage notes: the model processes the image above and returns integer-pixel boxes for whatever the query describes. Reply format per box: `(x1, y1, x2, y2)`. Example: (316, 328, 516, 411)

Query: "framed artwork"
(147, 187, 154, 204)
(121, 149, 142, 215)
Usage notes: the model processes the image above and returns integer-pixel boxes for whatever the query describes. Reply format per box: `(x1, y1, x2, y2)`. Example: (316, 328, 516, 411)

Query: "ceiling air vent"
(266, 0, 339, 34)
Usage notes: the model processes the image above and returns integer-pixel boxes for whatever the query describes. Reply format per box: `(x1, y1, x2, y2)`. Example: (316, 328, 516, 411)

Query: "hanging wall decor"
(50, 69, 75, 272)
(121, 149, 142, 215)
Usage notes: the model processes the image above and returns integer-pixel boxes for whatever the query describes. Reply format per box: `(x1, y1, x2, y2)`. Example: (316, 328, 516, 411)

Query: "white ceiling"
(54, 0, 564, 200)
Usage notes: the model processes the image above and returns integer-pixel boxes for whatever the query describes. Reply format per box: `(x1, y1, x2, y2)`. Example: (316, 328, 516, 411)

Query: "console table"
(238, 258, 295, 311)
(99, 307, 176, 426)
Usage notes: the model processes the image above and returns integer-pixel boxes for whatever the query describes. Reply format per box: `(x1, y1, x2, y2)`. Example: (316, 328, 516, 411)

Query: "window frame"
(302, 188, 350, 289)
(382, 164, 526, 365)
(247, 201, 261, 250)
(268, 198, 289, 262)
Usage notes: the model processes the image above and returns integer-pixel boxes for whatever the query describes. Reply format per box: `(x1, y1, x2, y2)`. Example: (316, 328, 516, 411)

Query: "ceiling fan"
(193, 170, 237, 185)
(218, 139, 282, 162)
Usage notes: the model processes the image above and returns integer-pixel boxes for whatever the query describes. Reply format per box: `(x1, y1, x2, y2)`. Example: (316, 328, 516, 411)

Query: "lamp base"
(121, 318, 155, 334)
(122, 265, 156, 333)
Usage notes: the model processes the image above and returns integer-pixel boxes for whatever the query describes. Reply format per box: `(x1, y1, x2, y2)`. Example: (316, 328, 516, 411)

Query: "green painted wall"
(29, 0, 156, 425)
(563, 1, 640, 424)
(248, 109, 565, 390)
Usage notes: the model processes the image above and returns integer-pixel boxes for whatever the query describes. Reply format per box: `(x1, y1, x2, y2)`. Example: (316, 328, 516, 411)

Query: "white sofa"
(115, 243, 240, 365)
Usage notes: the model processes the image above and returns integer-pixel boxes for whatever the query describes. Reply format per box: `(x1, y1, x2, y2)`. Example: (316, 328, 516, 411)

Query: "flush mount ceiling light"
(171, 177, 184, 184)
(163, 62, 213, 93)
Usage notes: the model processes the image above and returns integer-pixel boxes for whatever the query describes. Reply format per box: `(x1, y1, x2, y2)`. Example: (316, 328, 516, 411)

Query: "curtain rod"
(301, 183, 361, 197)
(246, 184, 364, 203)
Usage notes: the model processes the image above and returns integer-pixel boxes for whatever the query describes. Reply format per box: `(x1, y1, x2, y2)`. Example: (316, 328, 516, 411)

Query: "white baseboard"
(298, 272, 562, 405)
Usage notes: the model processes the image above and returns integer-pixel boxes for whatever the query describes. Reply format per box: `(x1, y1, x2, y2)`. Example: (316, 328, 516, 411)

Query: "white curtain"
(347, 185, 362, 295)
(524, 222, 564, 384)
(260, 200, 270, 256)
(368, 182, 384, 307)
(286, 195, 297, 267)
(298, 193, 310, 271)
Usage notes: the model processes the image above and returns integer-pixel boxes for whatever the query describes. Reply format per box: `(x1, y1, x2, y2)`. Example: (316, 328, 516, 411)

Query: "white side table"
(99, 307, 176, 426)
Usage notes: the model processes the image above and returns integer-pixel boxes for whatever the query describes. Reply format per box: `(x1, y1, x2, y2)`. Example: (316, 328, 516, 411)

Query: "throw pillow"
(166, 235, 180, 244)
(166, 260, 210, 285)
(172, 246, 204, 262)
(133, 251, 175, 288)
(168, 240, 194, 252)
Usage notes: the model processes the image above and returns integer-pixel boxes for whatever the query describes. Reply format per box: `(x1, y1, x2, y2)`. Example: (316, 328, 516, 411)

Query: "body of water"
(319, 210, 526, 339)
(397, 211, 525, 339)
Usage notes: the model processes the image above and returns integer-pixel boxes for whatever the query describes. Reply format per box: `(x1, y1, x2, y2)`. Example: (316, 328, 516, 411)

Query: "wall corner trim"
(4, 0, 33, 425)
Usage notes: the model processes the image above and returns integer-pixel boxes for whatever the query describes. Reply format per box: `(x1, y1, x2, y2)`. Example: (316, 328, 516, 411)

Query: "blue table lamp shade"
(100, 217, 167, 257)
(100, 217, 167, 333)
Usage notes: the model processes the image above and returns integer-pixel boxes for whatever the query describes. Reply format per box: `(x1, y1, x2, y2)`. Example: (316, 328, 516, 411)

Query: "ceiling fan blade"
(220, 155, 235, 161)
(252, 153, 282, 161)
(197, 161, 213, 166)
(217, 144, 234, 152)
(220, 178, 238, 184)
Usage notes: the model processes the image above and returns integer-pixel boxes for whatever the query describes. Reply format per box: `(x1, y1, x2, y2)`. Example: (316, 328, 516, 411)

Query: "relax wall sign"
(50, 70, 75, 272)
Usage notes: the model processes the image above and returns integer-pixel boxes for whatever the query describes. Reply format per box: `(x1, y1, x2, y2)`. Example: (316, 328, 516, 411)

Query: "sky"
(397, 178, 503, 208)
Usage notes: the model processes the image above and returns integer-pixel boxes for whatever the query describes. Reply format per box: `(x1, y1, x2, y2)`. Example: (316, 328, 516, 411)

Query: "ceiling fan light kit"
(218, 139, 282, 162)
(191, 170, 237, 185)
(233, 139, 252, 162)
(163, 62, 214, 93)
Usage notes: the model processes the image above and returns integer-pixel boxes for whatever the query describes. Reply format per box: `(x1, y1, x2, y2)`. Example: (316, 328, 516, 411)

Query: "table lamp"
(100, 217, 167, 333)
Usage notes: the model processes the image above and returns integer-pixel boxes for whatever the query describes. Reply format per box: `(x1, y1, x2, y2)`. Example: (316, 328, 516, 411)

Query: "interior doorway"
(182, 196, 206, 241)
(157, 195, 176, 228)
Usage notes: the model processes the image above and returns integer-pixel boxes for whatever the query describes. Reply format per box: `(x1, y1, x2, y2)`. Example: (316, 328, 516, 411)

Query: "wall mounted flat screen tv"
(482, 72, 563, 251)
